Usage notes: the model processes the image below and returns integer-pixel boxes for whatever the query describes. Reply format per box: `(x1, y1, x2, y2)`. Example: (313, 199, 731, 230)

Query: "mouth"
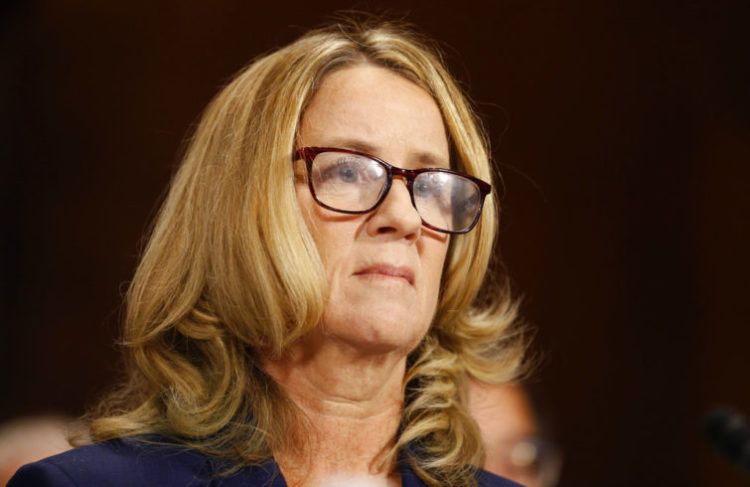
(353, 263, 415, 286)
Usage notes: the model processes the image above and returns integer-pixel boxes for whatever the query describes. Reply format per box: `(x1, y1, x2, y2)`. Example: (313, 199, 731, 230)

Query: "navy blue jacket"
(9, 438, 521, 486)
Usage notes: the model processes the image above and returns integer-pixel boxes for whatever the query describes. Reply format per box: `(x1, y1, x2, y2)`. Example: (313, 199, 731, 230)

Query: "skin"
(0, 417, 72, 485)
(263, 64, 451, 487)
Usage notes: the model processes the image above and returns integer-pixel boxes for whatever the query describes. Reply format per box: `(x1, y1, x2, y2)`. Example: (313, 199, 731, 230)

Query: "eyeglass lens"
(309, 151, 482, 233)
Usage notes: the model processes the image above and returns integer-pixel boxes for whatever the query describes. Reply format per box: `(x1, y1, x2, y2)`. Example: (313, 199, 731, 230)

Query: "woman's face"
(296, 64, 451, 355)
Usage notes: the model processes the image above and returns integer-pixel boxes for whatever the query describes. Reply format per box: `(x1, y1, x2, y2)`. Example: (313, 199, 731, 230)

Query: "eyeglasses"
(490, 437, 562, 487)
(293, 147, 491, 234)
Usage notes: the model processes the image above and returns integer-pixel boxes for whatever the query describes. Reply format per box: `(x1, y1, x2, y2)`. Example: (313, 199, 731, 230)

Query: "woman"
(468, 382, 561, 486)
(10, 17, 527, 487)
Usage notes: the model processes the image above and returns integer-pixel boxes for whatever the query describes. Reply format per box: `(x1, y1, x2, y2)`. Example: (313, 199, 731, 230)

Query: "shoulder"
(475, 468, 523, 487)
(8, 437, 218, 486)
(399, 459, 521, 487)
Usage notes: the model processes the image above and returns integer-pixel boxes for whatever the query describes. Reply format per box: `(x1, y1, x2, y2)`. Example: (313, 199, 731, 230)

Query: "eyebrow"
(320, 137, 450, 169)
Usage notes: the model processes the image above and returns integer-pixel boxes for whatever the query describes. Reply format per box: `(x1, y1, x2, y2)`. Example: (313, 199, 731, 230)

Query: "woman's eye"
(318, 160, 364, 184)
(416, 175, 446, 199)
(414, 180, 434, 196)
(335, 163, 360, 182)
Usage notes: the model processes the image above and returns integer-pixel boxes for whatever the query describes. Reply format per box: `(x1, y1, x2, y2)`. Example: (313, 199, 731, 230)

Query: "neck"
(262, 332, 407, 487)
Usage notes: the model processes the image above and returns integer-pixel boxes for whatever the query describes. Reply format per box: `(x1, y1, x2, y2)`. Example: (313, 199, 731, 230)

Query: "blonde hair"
(85, 16, 527, 487)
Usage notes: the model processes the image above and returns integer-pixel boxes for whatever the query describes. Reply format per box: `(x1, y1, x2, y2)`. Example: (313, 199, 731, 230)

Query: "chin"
(323, 313, 429, 356)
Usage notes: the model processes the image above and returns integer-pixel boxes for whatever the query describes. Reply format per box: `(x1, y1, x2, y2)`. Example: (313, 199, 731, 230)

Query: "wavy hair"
(83, 16, 527, 487)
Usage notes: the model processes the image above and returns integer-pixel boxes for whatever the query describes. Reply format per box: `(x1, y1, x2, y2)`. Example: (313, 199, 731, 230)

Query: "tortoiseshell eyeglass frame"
(293, 146, 492, 234)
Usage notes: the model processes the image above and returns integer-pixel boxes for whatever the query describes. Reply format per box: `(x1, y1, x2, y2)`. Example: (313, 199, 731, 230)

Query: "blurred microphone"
(704, 408, 750, 472)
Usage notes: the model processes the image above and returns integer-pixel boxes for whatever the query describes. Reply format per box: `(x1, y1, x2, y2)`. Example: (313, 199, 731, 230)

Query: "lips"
(353, 263, 415, 286)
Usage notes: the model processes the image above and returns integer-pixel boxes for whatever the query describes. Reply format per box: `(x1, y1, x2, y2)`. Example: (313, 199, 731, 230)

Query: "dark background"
(2, 1, 749, 485)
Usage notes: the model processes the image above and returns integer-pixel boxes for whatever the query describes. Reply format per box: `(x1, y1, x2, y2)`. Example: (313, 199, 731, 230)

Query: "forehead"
(299, 64, 450, 168)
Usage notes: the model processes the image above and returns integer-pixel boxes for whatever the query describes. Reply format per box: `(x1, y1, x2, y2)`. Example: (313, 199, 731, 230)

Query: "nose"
(366, 177, 422, 241)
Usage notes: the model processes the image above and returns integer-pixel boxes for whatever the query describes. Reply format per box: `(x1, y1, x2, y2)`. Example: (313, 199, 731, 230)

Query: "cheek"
(295, 184, 349, 268)
(309, 223, 353, 281)
(422, 239, 450, 296)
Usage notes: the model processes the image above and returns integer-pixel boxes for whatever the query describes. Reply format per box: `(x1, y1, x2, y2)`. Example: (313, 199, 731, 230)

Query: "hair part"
(82, 15, 528, 487)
